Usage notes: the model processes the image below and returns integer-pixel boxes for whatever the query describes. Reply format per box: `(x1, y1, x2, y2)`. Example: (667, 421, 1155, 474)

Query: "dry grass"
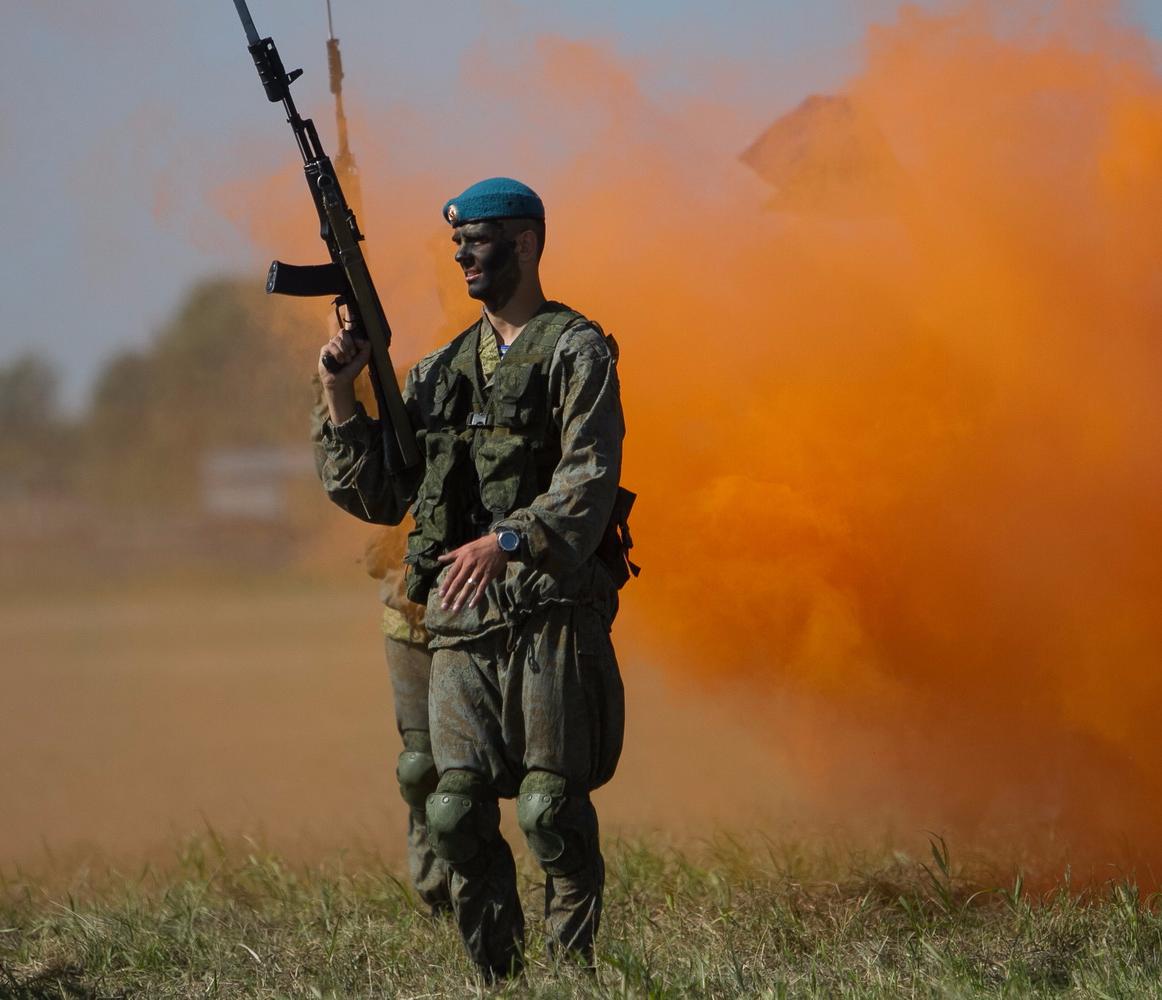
(3, 833, 1162, 998)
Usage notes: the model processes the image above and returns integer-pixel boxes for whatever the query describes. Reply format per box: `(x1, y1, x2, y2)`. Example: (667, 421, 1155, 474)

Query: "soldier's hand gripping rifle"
(232, 0, 420, 470)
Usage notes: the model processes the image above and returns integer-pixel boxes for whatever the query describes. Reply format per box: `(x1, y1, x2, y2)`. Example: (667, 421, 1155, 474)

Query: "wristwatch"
(495, 528, 521, 555)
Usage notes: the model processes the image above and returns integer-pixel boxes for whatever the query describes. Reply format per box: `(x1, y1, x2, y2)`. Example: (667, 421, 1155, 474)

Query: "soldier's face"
(452, 222, 520, 308)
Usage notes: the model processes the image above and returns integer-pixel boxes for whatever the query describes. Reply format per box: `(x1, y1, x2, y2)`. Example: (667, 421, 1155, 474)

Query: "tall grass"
(2, 833, 1161, 998)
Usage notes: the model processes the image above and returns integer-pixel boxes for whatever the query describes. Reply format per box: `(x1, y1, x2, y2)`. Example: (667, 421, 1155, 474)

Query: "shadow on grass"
(0, 961, 110, 999)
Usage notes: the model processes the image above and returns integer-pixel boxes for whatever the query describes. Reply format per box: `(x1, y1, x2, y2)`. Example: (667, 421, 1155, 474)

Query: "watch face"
(497, 529, 520, 553)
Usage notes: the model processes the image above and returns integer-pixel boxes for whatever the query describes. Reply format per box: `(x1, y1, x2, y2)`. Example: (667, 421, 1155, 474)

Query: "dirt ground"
(0, 574, 787, 875)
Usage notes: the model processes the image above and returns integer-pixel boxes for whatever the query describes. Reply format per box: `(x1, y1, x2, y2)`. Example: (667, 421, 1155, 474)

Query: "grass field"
(5, 573, 1159, 997)
(3, 834, 1161, 998)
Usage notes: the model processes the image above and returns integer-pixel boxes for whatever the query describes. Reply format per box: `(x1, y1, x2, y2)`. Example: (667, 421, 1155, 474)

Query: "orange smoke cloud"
(221, 1, 1162, 865)
(610, 0, 1162, 859)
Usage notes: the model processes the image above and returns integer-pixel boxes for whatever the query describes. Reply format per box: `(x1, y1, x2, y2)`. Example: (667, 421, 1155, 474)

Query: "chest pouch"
(404, 369, 476, 602)
(473, 362, 553, 517)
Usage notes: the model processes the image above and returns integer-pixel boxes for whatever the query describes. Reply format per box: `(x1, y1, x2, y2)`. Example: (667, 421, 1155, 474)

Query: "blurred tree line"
(0, 277, 321, 512)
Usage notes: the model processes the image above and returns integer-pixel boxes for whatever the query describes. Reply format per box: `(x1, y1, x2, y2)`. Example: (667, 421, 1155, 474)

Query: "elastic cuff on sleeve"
(329, 402, 371, 444)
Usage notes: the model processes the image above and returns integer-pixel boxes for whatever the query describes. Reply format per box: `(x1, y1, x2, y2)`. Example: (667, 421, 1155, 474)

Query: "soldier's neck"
(485, 279, 546, 347)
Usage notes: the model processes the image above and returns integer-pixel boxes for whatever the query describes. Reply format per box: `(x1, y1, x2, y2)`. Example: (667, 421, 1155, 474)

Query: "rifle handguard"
(248, 38, 302, 103)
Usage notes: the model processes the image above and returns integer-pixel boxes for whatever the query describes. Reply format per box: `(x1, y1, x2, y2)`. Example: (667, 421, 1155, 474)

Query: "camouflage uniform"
(379, 583, 451, 913)
(317, 302, 626, 978)
(311, 392, 450, 914)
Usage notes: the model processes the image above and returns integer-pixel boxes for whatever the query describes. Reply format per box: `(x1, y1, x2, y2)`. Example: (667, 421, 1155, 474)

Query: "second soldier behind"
(311, 396, 450, 915)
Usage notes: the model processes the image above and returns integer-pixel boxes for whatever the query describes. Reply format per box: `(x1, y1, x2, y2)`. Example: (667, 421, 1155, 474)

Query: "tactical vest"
(404, 303, 591, 603)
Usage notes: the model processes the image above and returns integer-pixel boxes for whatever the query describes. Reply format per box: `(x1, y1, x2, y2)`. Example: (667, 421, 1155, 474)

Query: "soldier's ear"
(515, 228, 539, 263)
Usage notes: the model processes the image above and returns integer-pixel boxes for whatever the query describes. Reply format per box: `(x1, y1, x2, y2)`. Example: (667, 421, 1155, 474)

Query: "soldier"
(368, 532, 450, 913)
(311, 396, 450, 915)
(315, 177, 627, 981)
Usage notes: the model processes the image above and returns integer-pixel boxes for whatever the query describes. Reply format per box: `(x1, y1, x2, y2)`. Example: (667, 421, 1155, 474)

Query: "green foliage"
(0, 355, 61, 431)
(82, 277, 317, 509)
(3, 836, 1161, 998)
(0, 277, 321, 512)
(0, 354, 73, 497)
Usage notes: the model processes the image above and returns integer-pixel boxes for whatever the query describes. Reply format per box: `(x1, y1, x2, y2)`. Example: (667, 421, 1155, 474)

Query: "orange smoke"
(610, 0, 1162, 858)
(221, 2, 1162, 863)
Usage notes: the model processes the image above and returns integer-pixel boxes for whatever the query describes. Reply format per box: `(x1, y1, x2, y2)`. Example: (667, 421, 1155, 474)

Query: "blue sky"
(2, 0, 1159, 409)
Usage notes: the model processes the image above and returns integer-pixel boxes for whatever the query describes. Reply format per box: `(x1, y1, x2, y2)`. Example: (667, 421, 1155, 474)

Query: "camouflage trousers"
(384, 636, 450, 912)
(427, 602, 625, 978)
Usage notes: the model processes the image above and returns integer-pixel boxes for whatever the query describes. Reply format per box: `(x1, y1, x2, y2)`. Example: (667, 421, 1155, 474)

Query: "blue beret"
(442, 177, 545, 226)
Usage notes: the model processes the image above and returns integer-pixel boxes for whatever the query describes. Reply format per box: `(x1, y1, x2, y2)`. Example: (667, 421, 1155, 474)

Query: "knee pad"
(396, 751, 437, 812)
(517, 770, 594, 876)
(426, 769, 499, 867)
(396, 730, 437, 811)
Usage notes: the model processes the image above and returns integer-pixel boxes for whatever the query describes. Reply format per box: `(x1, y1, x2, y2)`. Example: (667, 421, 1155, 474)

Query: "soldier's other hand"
(318, 328, 371, 387)
(437, 535, 508, 613)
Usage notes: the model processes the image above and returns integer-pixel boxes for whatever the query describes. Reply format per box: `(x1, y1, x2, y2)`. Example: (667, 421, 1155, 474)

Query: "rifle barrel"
(233, 0, 261, 46)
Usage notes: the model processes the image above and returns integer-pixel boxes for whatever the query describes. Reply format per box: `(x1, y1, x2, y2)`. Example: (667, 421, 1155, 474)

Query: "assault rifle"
(231, 0, 420, 470)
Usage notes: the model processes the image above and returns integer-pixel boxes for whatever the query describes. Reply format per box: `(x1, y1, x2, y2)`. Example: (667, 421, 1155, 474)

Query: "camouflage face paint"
(452, 222, 521, 309)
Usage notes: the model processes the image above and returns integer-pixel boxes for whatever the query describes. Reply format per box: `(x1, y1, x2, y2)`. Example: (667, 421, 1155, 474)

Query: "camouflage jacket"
(311, 378, 428, 646)
(316, 303, 625, 647)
